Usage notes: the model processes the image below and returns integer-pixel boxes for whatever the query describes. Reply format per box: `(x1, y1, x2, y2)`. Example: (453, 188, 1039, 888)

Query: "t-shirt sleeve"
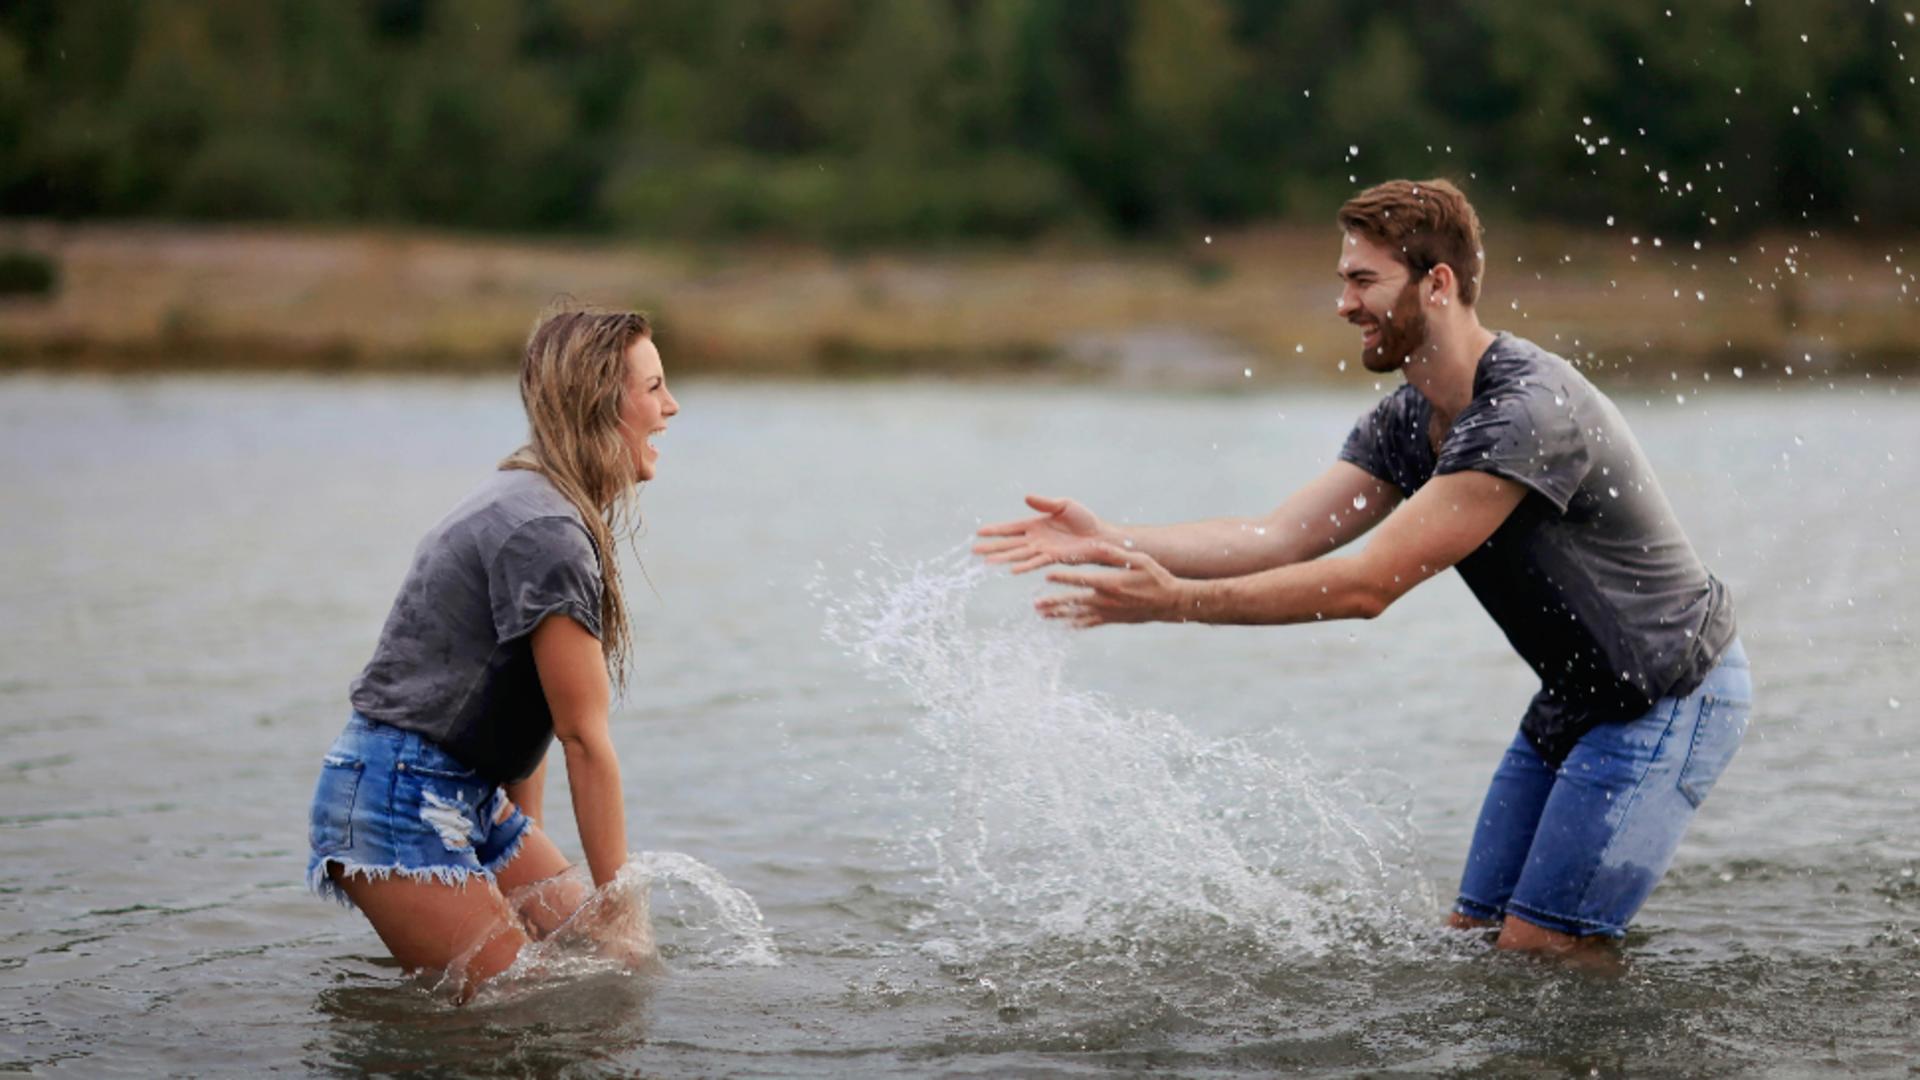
(1337, 398, 1399, 486)
(1433, 383, 1591, 513)
(487, 516, 604, 643)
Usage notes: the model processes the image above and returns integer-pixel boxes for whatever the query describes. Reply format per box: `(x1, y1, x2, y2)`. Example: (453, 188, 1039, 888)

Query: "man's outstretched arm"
(1038, 470, 1525, 627)
(974, 462, 1400, 580)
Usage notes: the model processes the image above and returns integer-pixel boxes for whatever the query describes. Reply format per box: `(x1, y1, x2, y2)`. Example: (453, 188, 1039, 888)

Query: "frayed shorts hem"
(308, 858, 490, 909)
(307, 819, 530, 911)
(306, 715, 533, 911)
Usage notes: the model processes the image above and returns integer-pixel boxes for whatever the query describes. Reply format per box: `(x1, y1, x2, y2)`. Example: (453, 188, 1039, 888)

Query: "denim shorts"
(306, 713, 532, 908)
(1455, 639, 1751, 939)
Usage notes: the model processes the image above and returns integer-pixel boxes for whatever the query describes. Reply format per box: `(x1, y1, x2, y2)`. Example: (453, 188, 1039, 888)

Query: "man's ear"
(1427, 262, 1459, 306)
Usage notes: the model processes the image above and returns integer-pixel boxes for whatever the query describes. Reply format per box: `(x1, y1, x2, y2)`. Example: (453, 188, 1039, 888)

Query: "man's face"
(1335, 231, 1429, 374)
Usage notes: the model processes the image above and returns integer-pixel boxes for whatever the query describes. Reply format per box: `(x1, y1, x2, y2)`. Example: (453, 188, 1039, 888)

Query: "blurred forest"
(3, 0, 1915, 243)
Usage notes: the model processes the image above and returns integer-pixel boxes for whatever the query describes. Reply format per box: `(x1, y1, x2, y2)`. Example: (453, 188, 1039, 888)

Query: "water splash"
(823, 548, 1434, 981)
(635, 851, 782, 968)
(458, 849, 778, 1004)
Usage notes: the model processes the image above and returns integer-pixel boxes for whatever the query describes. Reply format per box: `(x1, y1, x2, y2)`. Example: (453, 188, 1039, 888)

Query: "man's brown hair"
(1337, 178, 1485, 306)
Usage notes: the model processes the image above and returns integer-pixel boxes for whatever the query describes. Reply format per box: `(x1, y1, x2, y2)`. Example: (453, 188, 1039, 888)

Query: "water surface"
(1, 372, 1914, 1076)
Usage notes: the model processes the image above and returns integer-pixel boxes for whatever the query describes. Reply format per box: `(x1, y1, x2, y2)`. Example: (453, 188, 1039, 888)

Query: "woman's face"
(618, 335, 677, 483)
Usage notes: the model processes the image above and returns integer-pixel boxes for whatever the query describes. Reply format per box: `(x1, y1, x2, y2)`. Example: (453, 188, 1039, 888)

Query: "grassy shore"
(1, 220, 1913, 384)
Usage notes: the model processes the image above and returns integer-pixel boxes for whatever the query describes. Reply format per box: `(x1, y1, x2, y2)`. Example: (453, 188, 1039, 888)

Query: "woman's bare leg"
(330, 866, 529, 1001)
(490, 822, 588, 940)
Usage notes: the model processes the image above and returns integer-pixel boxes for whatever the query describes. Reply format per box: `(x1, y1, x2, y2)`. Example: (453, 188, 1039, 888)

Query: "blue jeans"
(1455, 640, 1751, 938)
(306, 714, 532, 908)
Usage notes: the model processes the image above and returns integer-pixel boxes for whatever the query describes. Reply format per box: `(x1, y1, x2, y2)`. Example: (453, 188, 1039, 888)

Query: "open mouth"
(645, 427, 666, 452)
(1355, 322, 1382, 350)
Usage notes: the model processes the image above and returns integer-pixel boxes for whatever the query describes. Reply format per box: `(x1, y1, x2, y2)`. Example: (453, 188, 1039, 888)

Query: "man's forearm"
(1180, 556, 1390, 625)
(1114, 517, 1321, 579)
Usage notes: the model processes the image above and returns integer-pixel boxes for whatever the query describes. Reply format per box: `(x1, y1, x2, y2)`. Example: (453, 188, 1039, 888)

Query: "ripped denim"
(306, 713, 531, 908)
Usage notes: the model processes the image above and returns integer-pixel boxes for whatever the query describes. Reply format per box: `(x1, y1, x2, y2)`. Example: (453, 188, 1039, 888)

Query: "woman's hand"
(973, 494, 1114, 574)
(1036, 543, 1191, 628)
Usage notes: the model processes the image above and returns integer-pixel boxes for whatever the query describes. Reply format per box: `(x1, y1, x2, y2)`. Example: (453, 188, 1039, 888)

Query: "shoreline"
(2, 220, 1914, 384)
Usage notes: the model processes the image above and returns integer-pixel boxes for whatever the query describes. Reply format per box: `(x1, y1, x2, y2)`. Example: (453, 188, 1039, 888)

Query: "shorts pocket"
(309, 757, 365, 853)
(1677, 694, 1750, 807)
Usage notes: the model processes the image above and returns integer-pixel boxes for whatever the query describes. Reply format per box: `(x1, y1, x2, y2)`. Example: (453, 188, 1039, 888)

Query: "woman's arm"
(530, 613, 627, 888)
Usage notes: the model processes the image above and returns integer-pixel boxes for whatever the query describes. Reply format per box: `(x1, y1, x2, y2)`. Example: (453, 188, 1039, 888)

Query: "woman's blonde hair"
(500, 308, 652, 688)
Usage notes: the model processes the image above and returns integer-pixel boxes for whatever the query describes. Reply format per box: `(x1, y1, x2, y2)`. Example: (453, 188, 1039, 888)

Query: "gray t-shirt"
(1339, 332, 1736, 764)
(349, 468, 604, 783)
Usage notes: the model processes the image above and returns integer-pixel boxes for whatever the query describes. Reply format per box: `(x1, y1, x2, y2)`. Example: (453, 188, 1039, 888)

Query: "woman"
(307, 310, 676, 996)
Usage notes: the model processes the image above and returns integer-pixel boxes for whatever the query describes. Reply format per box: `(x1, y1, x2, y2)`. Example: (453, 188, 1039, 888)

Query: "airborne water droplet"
(1609, 486, 1621, 498)
(1352, 494, 1368, 510)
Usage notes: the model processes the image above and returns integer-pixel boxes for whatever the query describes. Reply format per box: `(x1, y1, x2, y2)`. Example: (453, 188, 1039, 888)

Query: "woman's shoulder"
(446, 468, 574, 521)
(433, 469, 590, 555)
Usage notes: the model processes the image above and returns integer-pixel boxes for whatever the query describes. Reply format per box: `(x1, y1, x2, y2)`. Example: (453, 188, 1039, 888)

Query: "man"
(973, 179, 1749, 960)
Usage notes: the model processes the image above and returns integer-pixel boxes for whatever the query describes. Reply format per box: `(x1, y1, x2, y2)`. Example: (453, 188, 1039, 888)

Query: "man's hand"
(1036, 543, 1188, 627)
(973, 494, 1113, 574)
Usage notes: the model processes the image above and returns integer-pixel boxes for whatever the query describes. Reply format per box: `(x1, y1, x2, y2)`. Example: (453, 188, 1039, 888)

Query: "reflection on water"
(313, 971, 655, 1076)
(0, 374, 1915, 1076)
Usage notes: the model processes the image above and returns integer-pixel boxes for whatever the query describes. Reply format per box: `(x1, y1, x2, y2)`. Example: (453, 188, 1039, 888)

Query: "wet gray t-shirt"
(349, 468, 603, 783)
(1339, 332, 1736, 764)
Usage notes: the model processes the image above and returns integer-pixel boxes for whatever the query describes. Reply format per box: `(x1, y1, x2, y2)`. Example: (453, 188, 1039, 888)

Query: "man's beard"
(1361, 279, 1429, 373)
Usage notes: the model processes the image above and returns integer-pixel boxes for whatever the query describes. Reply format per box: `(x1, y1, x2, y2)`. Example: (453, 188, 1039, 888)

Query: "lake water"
(1, 371, 1915, 1077)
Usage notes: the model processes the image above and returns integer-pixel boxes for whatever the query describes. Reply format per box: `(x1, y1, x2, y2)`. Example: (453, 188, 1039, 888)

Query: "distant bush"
(0, 250, 57, 297)
(602, 151, 1078, 245)
(169, 132, 353, 220)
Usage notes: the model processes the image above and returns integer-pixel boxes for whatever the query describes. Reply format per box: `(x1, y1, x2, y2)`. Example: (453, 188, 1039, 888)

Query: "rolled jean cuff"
(1453, 895, 1504, 923)
(1505, 899, 1627, 940)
